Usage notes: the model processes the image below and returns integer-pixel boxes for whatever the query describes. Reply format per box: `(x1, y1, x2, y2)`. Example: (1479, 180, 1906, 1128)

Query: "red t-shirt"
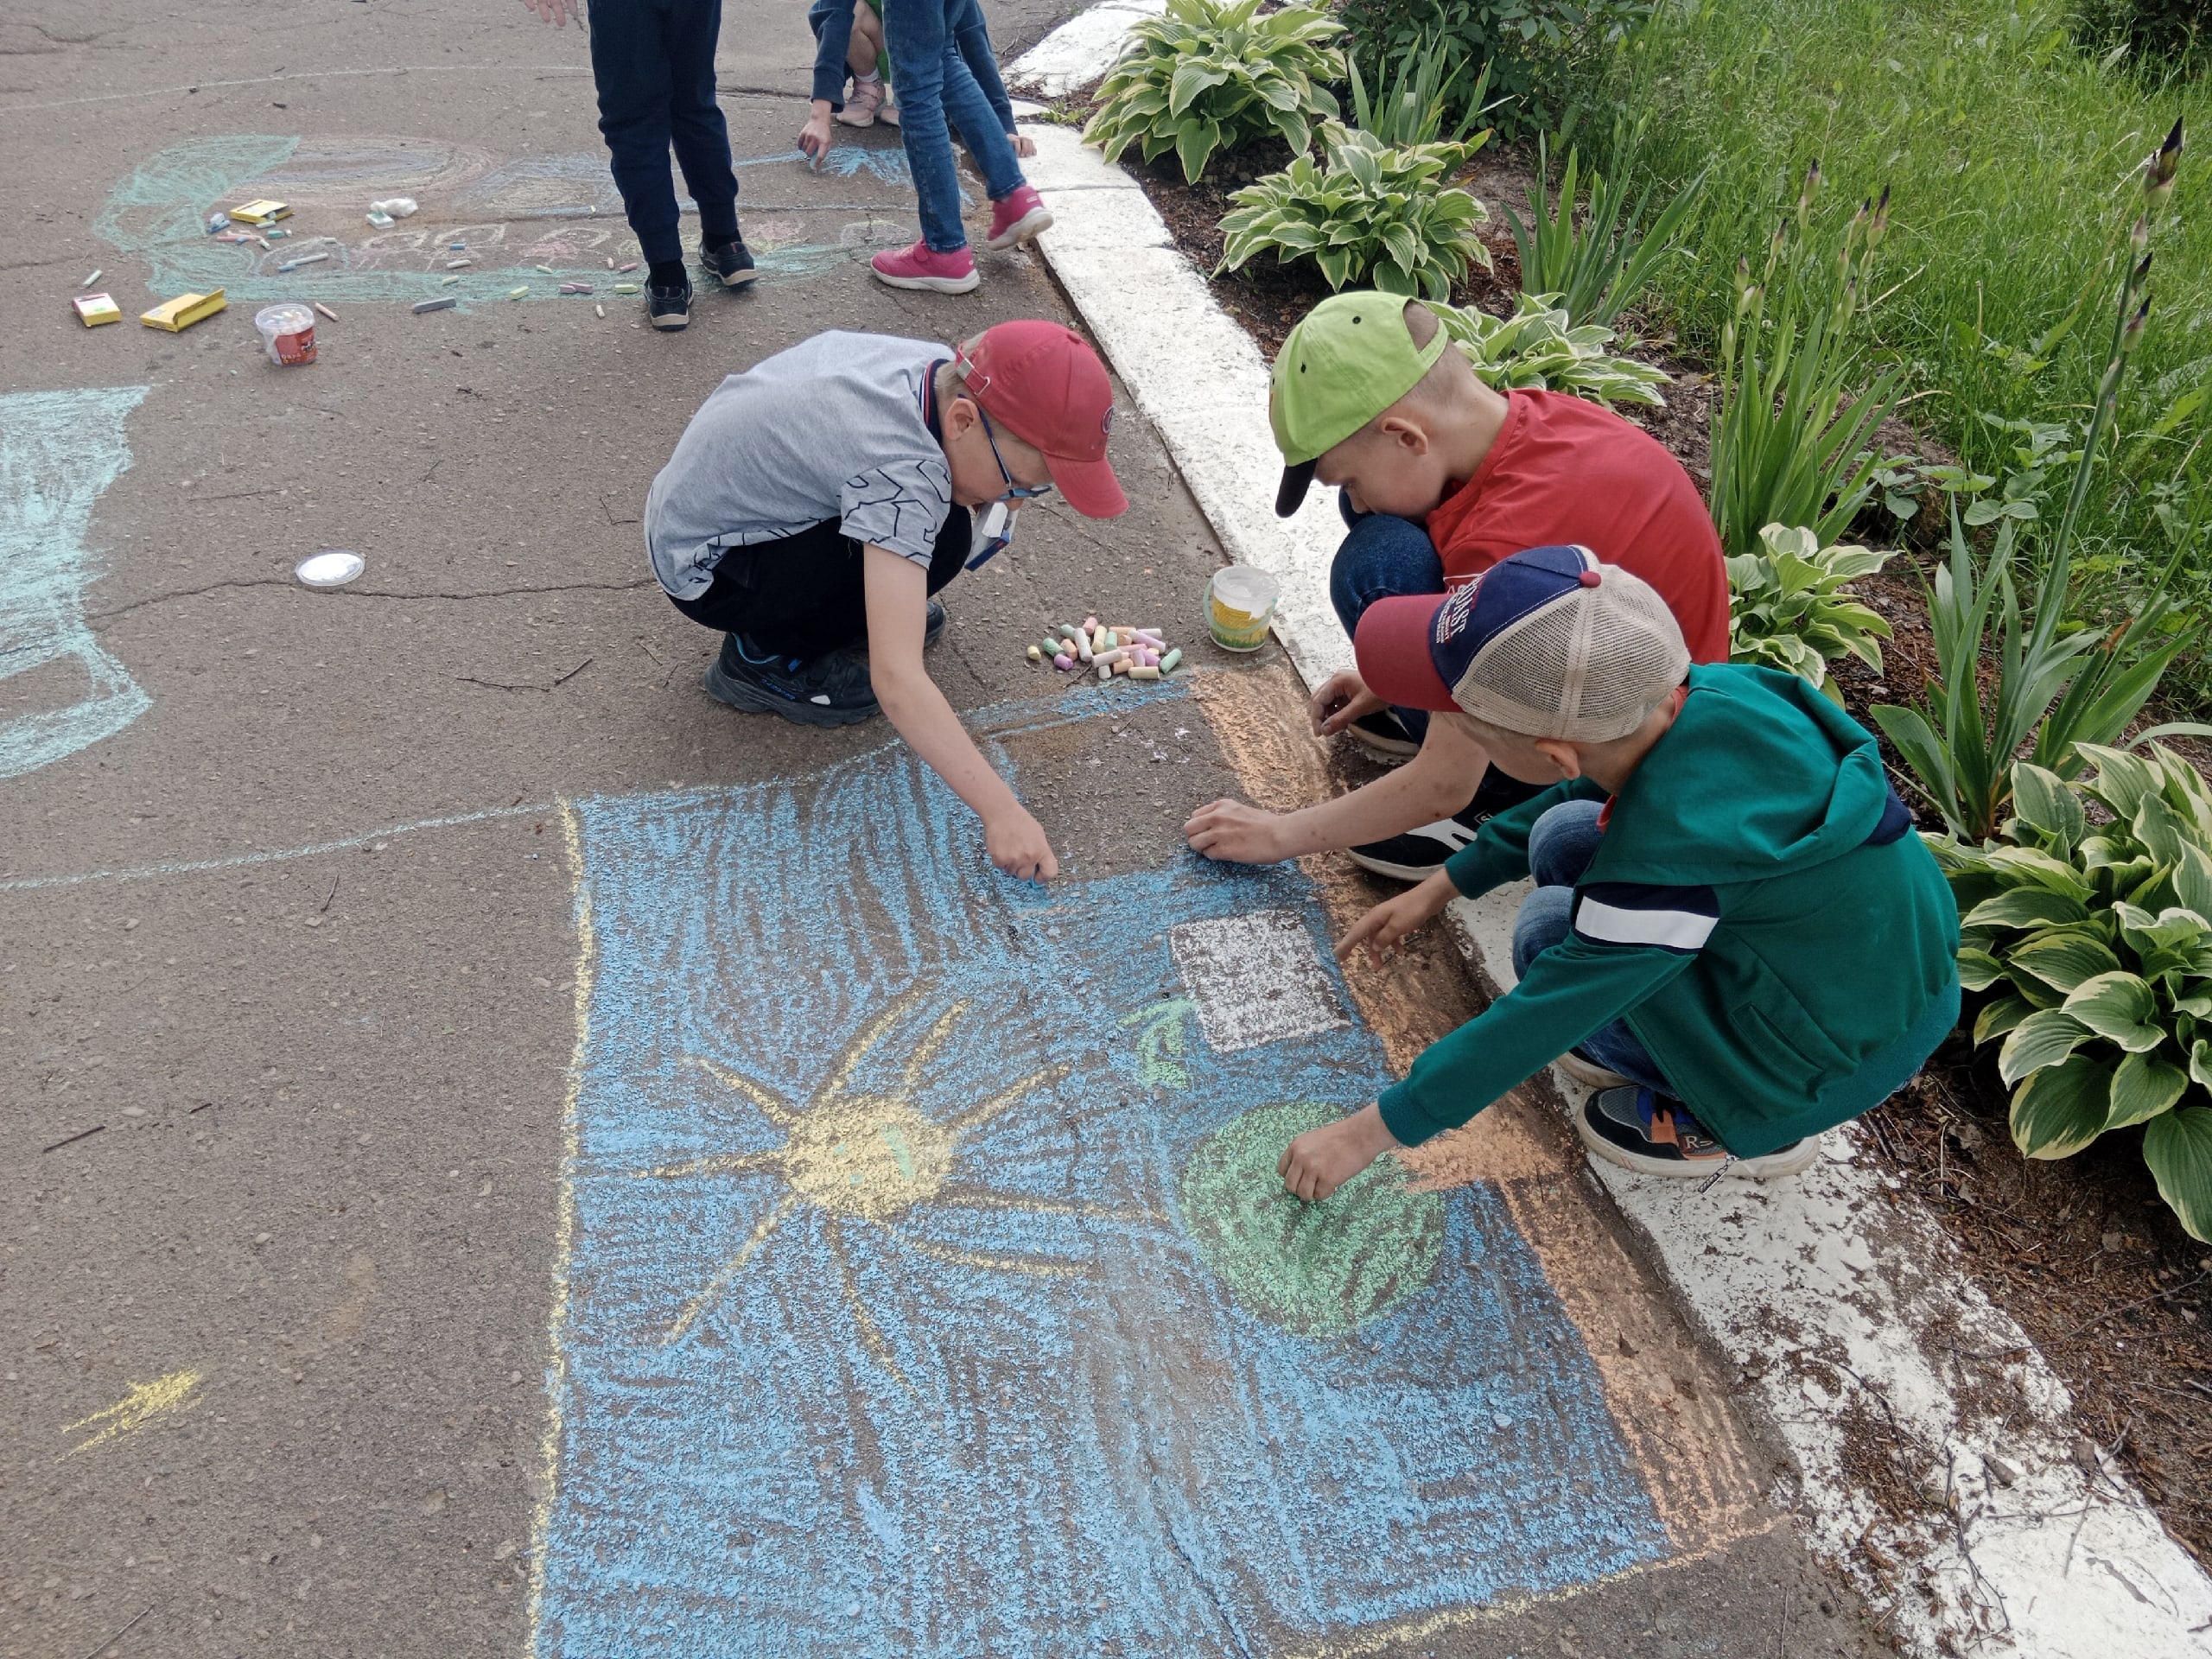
(1421, 389, 1730, 664)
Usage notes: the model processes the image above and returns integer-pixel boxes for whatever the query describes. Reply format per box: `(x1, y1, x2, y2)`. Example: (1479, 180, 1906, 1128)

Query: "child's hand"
(1309, 669, 1388, 739)
(986, 806, 1059, 881)
(519, 0, 581, 25)
(1278, 1104, 1399, 1202)
(1008, 130, 1038, 158)
(1336, 871, 1457, 964)
(798, 104, 836, 167)
(1184, 798, 1288, 865)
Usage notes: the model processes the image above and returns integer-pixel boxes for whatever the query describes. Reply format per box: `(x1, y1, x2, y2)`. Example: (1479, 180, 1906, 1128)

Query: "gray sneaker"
(703, 635, 879, 726)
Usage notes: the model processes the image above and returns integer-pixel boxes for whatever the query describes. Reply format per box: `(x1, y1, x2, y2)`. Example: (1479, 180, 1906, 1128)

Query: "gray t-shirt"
(644, 331, 953, 600)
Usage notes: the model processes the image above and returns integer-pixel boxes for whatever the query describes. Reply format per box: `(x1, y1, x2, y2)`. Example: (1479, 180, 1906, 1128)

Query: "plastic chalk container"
(1205, 564, 1280, 652)
(296, 550, 365, 588)
(254, 302, 317, 366)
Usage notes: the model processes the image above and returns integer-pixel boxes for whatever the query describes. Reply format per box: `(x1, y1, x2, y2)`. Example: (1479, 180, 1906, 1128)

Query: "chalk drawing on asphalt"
(532, 705, 1667, 1657)
(1171, 907, 1352, 1053)
(0, 385, 151, 783)
(96, 134, 921, 307)
(61, 1368, 203, 1456)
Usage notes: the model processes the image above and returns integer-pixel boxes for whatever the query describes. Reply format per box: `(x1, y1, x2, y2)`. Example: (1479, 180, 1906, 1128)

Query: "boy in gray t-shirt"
(643, 322, 1127, 881)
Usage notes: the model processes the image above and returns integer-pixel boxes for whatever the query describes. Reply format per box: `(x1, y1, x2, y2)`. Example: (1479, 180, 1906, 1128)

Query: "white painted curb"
(1008, 8, 2212, 1655)
(1452, 883, 2212, 1659)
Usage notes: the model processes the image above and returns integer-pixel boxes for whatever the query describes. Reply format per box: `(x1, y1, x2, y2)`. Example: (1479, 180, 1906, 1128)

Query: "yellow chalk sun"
(642, 984, 1151, 1384)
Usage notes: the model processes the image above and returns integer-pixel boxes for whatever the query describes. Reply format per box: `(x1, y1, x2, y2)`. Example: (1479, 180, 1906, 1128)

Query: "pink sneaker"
(836, 75, 886, 128)
(870, 239, 979, 294)
(985, 184, 1053, 250)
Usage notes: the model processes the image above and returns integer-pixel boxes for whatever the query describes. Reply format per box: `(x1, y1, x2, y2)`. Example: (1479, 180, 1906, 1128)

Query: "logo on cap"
(1433, 579, 1482, 643)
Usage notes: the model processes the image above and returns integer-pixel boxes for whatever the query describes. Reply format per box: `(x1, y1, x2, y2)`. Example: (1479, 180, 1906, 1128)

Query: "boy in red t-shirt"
(1185, 291, 1728, 880)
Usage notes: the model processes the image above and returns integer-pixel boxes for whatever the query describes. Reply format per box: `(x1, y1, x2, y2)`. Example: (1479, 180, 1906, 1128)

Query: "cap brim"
(1046, 451, 1128, 518)
(1354, 594, 1459, 712)
(1274, 459, 1318, 518)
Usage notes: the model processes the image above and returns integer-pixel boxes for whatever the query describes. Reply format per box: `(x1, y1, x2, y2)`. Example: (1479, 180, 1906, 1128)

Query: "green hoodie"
(1380, 663, 1960, 1156)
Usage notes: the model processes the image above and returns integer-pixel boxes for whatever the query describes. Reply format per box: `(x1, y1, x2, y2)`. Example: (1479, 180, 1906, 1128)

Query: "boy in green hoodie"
(1277, 543, 1961, 1199)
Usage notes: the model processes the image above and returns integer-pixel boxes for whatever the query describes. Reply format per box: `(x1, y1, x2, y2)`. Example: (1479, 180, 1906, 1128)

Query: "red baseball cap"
(955, 321, 1128, 518)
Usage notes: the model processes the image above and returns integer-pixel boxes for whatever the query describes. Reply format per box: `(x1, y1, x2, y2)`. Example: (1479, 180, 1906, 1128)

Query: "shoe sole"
(1344, 723, 1419, 761)
(650, 311, 690, 332)
(1344, 844, 1462, 883)
(1554, 1051, 1633, 1090)
(703, 266, 760, 289)
(702, 661, 878, 727)
(870, 265, 980, 294)
(984, 206, 1053, 251)
(1574, 1110, 1819, 1181)
(834, 111, 877, 129)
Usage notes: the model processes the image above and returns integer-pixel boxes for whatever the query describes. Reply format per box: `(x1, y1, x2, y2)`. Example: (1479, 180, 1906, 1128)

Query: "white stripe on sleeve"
(1573, 896, 1717, 951)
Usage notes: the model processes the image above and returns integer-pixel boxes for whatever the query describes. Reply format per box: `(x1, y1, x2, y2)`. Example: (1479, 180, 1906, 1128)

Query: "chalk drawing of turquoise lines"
(97, 135, 921, 307)
(0, 387, 150, 782)
(533, 696, 1669, 1657)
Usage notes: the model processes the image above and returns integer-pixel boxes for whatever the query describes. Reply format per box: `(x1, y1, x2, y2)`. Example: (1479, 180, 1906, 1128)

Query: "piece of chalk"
(1132, 629, 1165, 647)
(451, 241, 468, 251)
(607, 257, 617, 270)
(535, 264, 555, 274)
(1056, 623, 1078, 639)
(366, 211, 394, 228)
(1129, 664, 1161, 680)
(618, 261, 640, 273)
(1040, 639, 1062, 659)
(1053, 653, 1074, 671)
(594, 302, 605, 318)
(1090, 627, 1109, 653)
(1094, 648, 1128, 669)
(1083, 614, 1098, 631)
(80, 269, 102, 288)
(1027, 645, 1042, 663)
(612, 283, 640, 294)
(446, 258, 472, 270)
(314, 302, 339, 322)
(1103, 629, 1120, 650)
(507, 286, 529, 300)
(411, 296, 457, 315)
(1160, 648, 1182, 673)
(441, 275, 461, 285)
(1137, 648, 1157, 667)
(1098, 663, 1111, 682)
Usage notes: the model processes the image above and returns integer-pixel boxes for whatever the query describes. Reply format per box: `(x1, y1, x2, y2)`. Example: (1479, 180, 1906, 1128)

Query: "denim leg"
(938, 41, 1024, 202)
(1510, 806, 1676, 1098)
(883, 0, 967, 251)
(1525, 798, 1605, 889)
(662, 0, 741, 245)
(949, 0, 1018, 136)
(1327, 512, 1445, 743)
(588, 0, 686, 267)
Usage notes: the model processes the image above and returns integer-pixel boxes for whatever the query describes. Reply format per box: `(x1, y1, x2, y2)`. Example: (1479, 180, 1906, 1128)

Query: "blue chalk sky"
(537, 707, 1665, 1656)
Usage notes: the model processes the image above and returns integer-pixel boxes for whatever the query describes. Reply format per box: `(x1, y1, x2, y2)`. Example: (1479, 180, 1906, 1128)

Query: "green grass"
(1578, 0, 2212, 703)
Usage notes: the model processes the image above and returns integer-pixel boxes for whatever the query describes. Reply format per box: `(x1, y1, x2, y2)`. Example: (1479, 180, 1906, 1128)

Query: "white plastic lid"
(1212, 564, 1280, 608)
(296, 550, 365, 588)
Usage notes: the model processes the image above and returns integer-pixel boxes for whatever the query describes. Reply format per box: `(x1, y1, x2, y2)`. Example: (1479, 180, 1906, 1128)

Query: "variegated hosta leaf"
(2106, 1049, 2189, 1129)
(2003, 930, 2122, 995)
(2144, 1108, 2212, 1242)
(2010, 1053, 2113, 1159)
(2063, 970, 2168, 1052)
(1998, 1007, 2094, 1084)
(1974, 994, 2036, 1045)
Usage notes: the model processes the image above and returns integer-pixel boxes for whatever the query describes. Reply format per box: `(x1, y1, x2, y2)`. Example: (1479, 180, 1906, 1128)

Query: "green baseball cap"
(1268, 292, 1450, 517)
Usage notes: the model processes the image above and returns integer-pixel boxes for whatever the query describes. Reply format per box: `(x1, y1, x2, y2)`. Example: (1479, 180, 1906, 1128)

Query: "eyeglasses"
(976, 406, 1053, 501)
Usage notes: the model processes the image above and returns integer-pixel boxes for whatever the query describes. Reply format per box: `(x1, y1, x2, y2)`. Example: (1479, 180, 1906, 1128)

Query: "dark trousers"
(1327, 499, 1449, 743)
(586, 0, 741, 267)
(670, 508, 972, 661)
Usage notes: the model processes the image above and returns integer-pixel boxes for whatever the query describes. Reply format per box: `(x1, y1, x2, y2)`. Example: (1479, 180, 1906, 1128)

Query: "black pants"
(586, 0, 741, 267)
(670, 508, 973, 661)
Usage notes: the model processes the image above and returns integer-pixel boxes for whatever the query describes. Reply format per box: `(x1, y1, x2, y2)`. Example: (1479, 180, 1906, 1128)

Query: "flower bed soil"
(1117, 133, 2212, 1570)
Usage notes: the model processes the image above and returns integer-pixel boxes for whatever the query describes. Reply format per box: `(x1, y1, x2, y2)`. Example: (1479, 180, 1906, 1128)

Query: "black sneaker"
(700, 236, 759, 289)
(702, 634, 878, 725)
(1346, 709, 1420, 760)
(1576, 1086, 1817, 1180)
(1347, 769, 1549, 882)
(925, 597, 946, 649)
(648, 277, 692, 331)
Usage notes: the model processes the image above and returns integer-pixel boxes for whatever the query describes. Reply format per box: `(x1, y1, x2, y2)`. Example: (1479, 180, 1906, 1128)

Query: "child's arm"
(1184, 714, 1491, 863)
(800, 0, 851, 163)
(863, 546, 1058, 880)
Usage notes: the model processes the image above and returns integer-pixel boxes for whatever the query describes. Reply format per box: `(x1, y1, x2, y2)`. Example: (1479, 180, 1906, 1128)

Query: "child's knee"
(1510, 885, 1575, 978)
(1526, 798, 1605, 888)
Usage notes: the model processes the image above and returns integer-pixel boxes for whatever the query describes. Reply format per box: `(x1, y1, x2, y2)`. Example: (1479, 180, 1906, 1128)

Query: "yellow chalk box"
(228, 199, 291, 226)
(72, 292, 122, 327)
(140, 289, 227, 332)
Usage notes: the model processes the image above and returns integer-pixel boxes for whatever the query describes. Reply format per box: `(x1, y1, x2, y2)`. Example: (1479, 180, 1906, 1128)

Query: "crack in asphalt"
(79, 575, 660, 624)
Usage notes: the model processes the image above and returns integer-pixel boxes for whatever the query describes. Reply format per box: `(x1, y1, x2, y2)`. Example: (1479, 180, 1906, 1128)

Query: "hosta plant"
(1726, 524, 1894, 700)
(1217, 122, 1491, 300)
(1084, 0, 1342, 184)
(1934, 746, 2212, 1240)
(1433, 292, 1670, 405)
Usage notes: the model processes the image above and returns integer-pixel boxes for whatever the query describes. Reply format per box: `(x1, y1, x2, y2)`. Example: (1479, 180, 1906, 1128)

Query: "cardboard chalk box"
(140, 289, 228, 332)
(73, 292, 122, 327)
(228, 199, 291, 226)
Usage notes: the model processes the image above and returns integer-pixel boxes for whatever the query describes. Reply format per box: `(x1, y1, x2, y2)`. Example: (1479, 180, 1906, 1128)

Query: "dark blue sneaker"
(700, 235, 758, 289)
(925, 597, 946, 648)
(703, 634, 878, 725)
(1577, 1086, 1816, 1180)
(648, 277, 691, 331)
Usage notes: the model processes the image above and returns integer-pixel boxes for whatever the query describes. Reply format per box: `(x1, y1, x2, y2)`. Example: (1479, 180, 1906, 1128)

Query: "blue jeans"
(1327, 502, 1445, 743)
(1510, 800, 1677, 1097)
(587, 0, 741, 267)
(884, 0, 1026, 251)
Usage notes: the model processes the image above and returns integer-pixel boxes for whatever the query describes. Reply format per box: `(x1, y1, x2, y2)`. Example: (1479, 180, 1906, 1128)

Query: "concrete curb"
(1007, 10, 2212, 1657)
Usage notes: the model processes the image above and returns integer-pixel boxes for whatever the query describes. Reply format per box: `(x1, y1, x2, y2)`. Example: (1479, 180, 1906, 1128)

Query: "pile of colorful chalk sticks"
(1030, 614, 1183, 682)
